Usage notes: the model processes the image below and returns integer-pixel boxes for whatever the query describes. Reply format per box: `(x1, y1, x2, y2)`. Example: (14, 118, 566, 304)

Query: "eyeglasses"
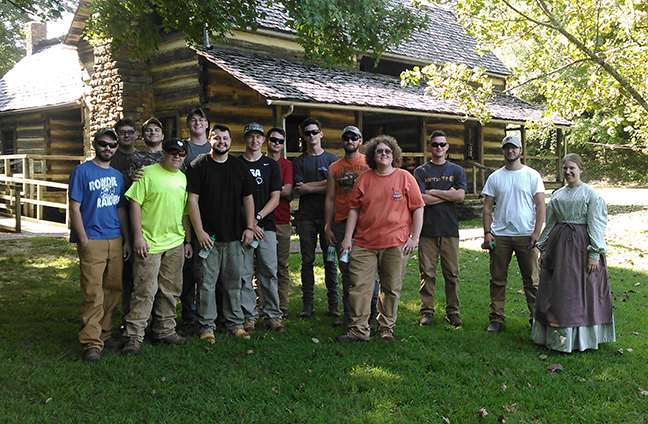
(342, 134, 359, 141)
(167, 150, 187, 157)
(268, 137, 285, 144)
(303, 129, 321, 137)
(375, 148, 393, 155)
(430, 142, 447, 148)
(96, 140, 118, 149)
(117, 130, 136, 136)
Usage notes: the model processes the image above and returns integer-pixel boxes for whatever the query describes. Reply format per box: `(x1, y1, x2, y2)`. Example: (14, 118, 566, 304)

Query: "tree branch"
(497, 57, 591, 96)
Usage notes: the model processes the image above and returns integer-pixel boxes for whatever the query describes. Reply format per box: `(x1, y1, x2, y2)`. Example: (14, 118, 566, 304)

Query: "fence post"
(13, 184, 21, 233)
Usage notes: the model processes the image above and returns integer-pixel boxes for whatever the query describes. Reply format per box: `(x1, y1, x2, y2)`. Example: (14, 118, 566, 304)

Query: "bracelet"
(246, 227, 254, 231)
(484, 230, 491, 235)
(183, 240, 191, 245)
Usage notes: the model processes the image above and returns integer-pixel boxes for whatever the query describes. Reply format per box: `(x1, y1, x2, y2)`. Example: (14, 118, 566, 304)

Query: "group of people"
(69, 110, 615, 363)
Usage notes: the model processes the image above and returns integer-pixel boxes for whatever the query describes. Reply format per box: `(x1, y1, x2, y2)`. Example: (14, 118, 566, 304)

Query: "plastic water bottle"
(198, 235, 216, 259)
(326, 245, 336, 262)
(340, 249, 350, 263)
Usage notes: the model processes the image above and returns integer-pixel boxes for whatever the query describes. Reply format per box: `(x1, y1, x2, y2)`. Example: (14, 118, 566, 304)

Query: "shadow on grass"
(607, 204, 648, 216)
(0, 238, 647, 422)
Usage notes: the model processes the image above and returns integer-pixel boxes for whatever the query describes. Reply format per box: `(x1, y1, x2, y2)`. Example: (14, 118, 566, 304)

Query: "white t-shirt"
(482, 165, 545, 236)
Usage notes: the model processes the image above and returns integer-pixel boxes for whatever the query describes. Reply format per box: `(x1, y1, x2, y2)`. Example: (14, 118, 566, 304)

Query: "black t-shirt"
(292, 150, 338, 220)
(413, 161, 467, 238)
(186, 154, 256, 242)
(239, 155, 282, 232)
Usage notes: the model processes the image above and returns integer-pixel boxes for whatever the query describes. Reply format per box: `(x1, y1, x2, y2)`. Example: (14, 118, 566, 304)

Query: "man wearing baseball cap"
(239, 122, 285, 333)
(122, 138, 193, 354)
(69, 128, 131, 363)
(324, 125, 379, 328)
(482, 134, 546, 333)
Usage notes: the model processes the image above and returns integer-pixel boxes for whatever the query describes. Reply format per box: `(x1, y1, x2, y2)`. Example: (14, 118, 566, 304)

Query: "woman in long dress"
(531, 153, 615, 352)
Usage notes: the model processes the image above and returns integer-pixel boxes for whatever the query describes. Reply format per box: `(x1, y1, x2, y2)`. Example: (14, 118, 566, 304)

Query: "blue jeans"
(297, 218, 339, 307)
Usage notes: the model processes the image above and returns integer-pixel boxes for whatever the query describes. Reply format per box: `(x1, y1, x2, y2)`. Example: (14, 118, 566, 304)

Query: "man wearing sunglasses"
(69, 128, 132, 363)
(265, 127, 293, 318)
(121, 138, 193, 355)
(324, 126, 379, 329)
(292, 118, 339, 318)
(239, 122, 284, 333)
(414, 130, 467, 328)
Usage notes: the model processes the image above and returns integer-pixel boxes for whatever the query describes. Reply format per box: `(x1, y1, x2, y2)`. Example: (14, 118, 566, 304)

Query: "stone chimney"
(24, 22, 47, 55)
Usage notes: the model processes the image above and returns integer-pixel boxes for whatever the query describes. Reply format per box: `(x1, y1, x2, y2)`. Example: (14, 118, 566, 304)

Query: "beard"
(96, 149, 114, 163)
(212, 145, 230, 155)
(343, 145, 359, 154)
(144, 139, 161, 148)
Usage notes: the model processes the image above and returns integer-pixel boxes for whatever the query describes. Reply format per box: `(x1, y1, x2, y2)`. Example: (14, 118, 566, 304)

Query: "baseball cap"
(163, 138, 187, 153)
(342, 125, 362, 138)
(501, 134, 522, 148)
(94, 128, 118, 142)
(244, 122, 264, 136)
(187, 108, 208, 122)
(142, 117, 163, 132)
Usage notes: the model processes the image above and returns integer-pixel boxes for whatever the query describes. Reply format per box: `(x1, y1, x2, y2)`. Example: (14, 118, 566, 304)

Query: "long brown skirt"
(535, 223, 613, 328)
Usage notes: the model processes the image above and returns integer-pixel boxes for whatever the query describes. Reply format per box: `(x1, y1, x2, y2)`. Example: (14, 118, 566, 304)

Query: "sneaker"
(369, 316, 379, 331)
(332, 315, 350, 328)
(419, 313, 434, 326)
(158, 333, 188, 345)
(281, 308, 290, 319)
(103, 337, 123, 350)
(82, 347, 101, 363)
(230, 327, 251, 340)
(486, 321, 503, 333)
(446, 314, 463, 327)
(379, 331, 396, 342)
(336, 332, 368, 343)
(298, 304, 314, 318)
(200, 331, 216, 344)
(122, 338, 143, 355)
(244, 319, 256, 333)
(265, 318, 285, 333)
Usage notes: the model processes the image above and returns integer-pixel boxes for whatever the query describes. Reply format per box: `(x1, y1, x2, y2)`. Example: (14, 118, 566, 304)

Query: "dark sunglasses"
(430, 142, 447, 148)
(342, 134, 359, 141)
(375, 148, 393, 155)
(268, 137, 285, 144)
(96, 140, 118, 149)
(117, 130, 136, 136)
(167, 150, 187, 157)
(303, 129, 321, 137)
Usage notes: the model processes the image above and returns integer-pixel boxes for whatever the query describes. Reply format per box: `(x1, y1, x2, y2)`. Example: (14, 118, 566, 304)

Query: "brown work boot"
(82, 347, 101, 363)
(244, 319, 256, 333)
(230, 327, 251, 340)
(419, 313, 434, 326)
(199, 331, 216, 344)
(265, 318, 285, 333)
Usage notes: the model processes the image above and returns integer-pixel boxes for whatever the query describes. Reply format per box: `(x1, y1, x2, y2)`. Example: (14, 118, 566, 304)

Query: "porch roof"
(199, 47, 571, 126)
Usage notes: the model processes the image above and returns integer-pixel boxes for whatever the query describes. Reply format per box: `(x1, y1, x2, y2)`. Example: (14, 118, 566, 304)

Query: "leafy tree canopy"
(85, 0, 428, 68)
(0, 0, 74, 76)
(404, 0, 648, 147)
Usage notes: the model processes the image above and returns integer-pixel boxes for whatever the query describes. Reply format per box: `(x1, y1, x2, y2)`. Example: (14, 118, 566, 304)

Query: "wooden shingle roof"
(255, 2, 510, 76)
(199, 47, 570, 125)
(0, 44, 83, 113)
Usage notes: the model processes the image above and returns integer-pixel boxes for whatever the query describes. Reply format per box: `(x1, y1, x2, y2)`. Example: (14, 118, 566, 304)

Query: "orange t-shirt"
(330, 155, 370, 223)
(349, 168, 425, 249)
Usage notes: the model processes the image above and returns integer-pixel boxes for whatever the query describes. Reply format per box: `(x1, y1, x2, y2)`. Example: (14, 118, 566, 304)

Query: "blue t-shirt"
(69, 161, 125, 242)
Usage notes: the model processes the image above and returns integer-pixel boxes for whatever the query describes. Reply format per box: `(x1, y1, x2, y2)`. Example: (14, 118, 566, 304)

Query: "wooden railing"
(0, 154, 85, 180)
(0, 176, 71, 232)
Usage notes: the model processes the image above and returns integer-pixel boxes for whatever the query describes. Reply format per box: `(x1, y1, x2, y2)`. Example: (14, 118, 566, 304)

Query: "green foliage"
(401, 62, 494, 123)
(455, 0, 648, 147)
(85, 0, 428, 67)
(0, 0, 74, 77)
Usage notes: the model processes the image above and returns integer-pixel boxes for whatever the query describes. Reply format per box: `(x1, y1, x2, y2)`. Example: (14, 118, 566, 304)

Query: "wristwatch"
(255, 213, 263, 222)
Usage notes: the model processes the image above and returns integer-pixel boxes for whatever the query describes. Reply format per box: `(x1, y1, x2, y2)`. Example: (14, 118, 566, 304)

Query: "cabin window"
(1, 130, 16, 155)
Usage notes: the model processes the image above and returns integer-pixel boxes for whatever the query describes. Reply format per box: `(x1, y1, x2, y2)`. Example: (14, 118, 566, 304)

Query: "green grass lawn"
(0, 237, 646, 423)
